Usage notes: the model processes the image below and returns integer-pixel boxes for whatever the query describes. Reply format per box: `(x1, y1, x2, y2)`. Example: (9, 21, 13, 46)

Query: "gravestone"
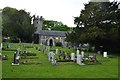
(77, 54, 85, 65)
(12, 48, 21, 65)
(66, 52, 71, 59)
(56, 49, 58, 54)
(0, 43, 2, 51)
(92, 54, 96, 60)
(76, 49, 79, 56)
(19, 40, 21, 43)
(86, 52, 89, 58)
(81, 51, 84, 58)
(48, 52, 54, 62)
(103, 52, 107, 58)
(0, 53, 2, 61)
(71, 53, 75, 61)
(48, 52, 51, 62)
(97, 51, 101, 55)
(51, 52, 57, 65)
(12, 52, 19, 65)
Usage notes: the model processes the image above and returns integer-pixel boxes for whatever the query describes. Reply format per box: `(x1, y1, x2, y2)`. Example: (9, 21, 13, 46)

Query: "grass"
(2, 42, 118, 78)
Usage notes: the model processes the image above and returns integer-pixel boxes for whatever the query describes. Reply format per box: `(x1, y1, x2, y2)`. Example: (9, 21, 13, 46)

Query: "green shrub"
(55, 42, 62, 46)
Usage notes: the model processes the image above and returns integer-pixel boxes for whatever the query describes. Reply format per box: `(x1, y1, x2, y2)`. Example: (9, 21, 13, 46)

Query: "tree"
(2, 7, 36, 42)
(66, 1, 120, 52)
(42, 20, 70, 31)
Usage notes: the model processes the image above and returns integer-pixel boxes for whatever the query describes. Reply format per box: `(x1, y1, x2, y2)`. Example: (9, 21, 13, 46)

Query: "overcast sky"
(0, 0, 119, 27)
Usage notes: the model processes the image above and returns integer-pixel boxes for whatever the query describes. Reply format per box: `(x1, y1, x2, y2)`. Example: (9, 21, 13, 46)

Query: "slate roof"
(35, 30, 67, 37)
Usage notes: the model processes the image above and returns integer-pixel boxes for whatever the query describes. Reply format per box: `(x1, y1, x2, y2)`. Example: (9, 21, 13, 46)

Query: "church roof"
(35, 30, 67, 37)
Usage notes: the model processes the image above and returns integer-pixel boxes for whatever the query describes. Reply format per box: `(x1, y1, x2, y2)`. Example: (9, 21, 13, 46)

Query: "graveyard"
(1, 42, 118, 78)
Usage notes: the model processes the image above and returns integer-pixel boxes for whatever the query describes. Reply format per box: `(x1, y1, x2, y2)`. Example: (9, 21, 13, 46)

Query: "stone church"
(33, 16, 68, 46)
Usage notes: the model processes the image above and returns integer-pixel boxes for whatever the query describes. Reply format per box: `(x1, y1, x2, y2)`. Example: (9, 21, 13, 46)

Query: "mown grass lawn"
(2, 42, 118, 78)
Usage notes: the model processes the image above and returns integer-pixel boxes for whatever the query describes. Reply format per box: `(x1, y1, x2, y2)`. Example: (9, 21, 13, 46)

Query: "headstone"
(97, 51, 101, 55)
(103, 52, 107, 58)
(77, 54, 85, 65)
(71, 53, 75, 61)
(0, 53, 2, 61)
(19, 40, 21, 43)
(86, 52, 89, 58)
(32, 41, 34, 44)
(51, 52, 56, 65)
(56, 49, 58, 54)
(13, 52, 18, 64)
(92, 54, 96, 60)
(81, 51, 84, 58)
(0, 43, 2, 51)
(48, 52, 54, 62)
(48, 52, 51, 62)
(76, 49, 79, 56)
(67, 52, 71, 59)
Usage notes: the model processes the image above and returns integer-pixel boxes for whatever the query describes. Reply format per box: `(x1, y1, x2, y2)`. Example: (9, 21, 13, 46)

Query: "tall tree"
(2, 7, 36, 42)
(66, 1, 120, 52)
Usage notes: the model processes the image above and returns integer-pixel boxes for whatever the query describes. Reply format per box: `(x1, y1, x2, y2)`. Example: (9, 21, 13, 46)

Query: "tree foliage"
(66, 1, 120, 52)
(42, 20, 70, 31)
(2, 7, 36, 42)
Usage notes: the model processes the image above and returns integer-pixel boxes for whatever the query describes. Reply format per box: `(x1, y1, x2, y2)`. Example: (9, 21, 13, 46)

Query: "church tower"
(33, 16, 43, 31)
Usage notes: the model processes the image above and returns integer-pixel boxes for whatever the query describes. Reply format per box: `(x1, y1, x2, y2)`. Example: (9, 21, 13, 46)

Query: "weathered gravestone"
(92, 54, 96, 60)
(56, 49, 58, 54)
(71, 53, 75, 61)
(48, 52, 53, 62)
(48, 52, 57, 65)
(12, 48, 21, 65)
(0, 43, 2, 51)
(51, 52, 57, 65)
(66, 52, 71, 59)
(97, 51, 101, 55)
(76, 49, 80, 56)
(0, 54, 1, 61)
(77, 54, 85, 65)
(86, 52, 89, 58)
(81, 51, 84, 58)
(12, 52, 19, 65)
(103, 52, 107, 58)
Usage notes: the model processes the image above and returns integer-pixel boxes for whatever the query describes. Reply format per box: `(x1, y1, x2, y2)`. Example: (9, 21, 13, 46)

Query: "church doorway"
(49, 39, 53, 46)
(47, 37, 55, 46)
